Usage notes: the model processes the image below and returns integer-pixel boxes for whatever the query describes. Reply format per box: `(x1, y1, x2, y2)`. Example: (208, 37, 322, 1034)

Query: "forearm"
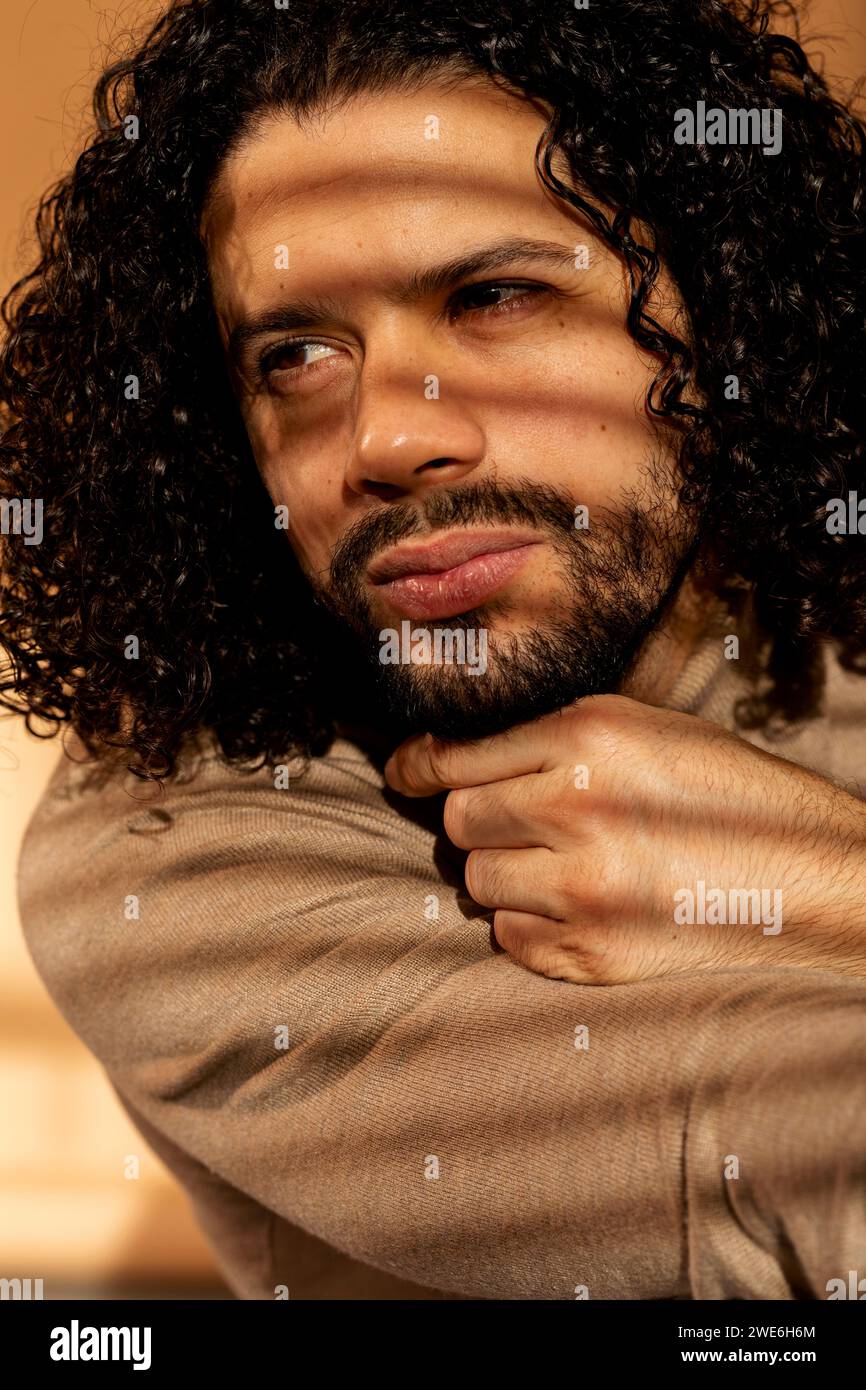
(21, 734, 866, 1299)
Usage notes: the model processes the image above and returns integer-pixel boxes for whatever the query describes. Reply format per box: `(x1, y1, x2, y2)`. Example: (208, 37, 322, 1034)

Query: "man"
(3, 0, 866, 1298)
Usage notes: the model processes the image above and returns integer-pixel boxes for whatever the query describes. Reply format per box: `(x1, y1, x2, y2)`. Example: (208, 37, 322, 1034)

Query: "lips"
(368, 529, 541, 620)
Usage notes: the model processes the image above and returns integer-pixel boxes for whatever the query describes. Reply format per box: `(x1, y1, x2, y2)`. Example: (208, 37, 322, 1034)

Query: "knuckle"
(543, 790, 585, 836)
(492, 909, 524, 958)
(574, 694, 635, 761)
(575, 801, 605, 840)
(493, 916, 609, 985)
(465, 849, 500, 905)
(556, 933, 622, 985)
(425, 737, 453, 787)
(442, 788, 469, 846)
(549, 791, 607, 846)
(396, 752, 430, 795)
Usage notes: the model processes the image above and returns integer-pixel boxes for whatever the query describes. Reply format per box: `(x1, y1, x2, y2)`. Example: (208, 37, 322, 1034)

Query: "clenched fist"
(384, 695, 866, 985)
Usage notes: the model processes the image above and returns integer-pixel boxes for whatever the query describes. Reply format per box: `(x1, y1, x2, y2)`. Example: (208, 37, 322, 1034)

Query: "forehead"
(201, 78, 557, 312)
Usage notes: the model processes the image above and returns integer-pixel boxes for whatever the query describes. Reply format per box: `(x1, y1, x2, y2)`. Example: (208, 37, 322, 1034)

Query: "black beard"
(308, 472, 698, 743)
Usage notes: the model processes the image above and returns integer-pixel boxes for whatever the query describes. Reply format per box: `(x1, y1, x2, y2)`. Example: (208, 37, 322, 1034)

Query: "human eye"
(448, 279, 552, 322)
(257, 339, 340, 391)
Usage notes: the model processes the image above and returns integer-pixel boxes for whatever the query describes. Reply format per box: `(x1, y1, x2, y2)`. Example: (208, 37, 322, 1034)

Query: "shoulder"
(820, 650, 866, 795)
(736, 646, 866, 799)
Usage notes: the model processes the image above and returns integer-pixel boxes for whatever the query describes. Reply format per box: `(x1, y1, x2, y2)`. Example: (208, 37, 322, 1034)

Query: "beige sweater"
(17, 615, 866, 1299)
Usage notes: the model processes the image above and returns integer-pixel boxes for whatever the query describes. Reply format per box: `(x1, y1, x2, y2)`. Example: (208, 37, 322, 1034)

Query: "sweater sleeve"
(18, 733, 866, 1299)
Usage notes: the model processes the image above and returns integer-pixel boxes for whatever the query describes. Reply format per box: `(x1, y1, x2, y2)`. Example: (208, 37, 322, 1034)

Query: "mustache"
(328, 476, 581, 598)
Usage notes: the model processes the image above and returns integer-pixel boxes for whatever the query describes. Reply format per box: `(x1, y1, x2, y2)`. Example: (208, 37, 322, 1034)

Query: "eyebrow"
(226, 236, 579, 367)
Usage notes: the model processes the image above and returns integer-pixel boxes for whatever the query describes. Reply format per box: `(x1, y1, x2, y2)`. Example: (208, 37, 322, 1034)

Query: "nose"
(345, 342, 486, 500)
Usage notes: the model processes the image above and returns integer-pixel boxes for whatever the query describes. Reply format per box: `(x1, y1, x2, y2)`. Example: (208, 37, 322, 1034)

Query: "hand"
(384, 695, 866, 985)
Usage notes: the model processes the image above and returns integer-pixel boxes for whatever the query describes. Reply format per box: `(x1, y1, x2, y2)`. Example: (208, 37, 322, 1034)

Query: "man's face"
(203, 76, 699, 739)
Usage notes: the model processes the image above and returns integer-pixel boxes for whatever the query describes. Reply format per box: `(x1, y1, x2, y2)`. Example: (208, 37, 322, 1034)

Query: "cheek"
(244, 406, 345, 576)
(496, 329, 662, 507)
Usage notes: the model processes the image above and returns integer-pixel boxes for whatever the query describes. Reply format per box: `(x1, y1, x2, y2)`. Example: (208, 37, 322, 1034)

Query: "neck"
(620, 565, 722, 706)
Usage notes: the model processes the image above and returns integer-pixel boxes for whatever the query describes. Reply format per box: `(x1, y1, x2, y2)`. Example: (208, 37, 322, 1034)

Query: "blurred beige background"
(1, 0, 864, 1300)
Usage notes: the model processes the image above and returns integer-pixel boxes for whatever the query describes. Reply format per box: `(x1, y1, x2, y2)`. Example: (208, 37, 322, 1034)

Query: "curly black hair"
(1, 0, 864, 781)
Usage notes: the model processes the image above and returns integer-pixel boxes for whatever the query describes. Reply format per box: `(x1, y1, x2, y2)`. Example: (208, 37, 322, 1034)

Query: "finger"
(493, 909, 593, 984)
(444, 773, 567, 850)
(384, 717, 564, 797)
(465, 847, 562, 917)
